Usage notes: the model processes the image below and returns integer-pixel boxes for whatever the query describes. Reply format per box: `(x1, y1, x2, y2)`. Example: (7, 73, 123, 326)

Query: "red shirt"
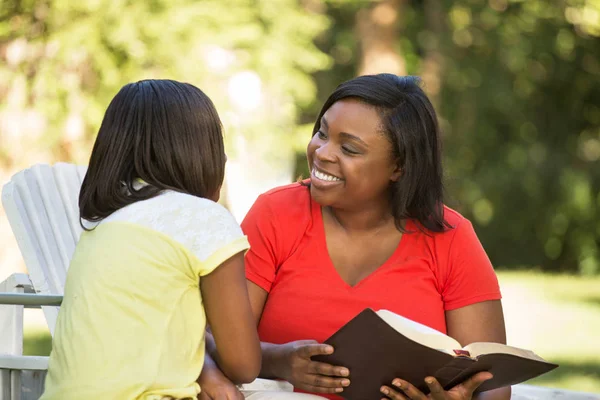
(242, 183, 501, 394)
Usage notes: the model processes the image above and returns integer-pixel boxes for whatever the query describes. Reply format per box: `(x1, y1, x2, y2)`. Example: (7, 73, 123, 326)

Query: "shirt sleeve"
(184, 199, 249, 277)
(441, 219, 502, 310)
(241, 194, 281, 293)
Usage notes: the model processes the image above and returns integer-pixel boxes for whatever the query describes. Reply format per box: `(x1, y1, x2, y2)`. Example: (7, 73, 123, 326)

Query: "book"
(312, 309, 558, 400)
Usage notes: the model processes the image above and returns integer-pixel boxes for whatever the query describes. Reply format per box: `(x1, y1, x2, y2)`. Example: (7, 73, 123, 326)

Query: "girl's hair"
(312, 74, 451, 233)
(79, 79, 225, 228)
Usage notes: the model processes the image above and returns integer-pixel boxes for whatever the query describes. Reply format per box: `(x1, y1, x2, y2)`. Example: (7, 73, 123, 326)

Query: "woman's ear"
(390, 164, 402, 182)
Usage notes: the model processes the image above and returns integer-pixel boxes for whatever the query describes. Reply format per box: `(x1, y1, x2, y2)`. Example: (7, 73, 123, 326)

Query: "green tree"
(0, 0, 330, 168)
(300, 0, 600, 275)
(432, 0, 600, 275)
(0, 0, 331, 221)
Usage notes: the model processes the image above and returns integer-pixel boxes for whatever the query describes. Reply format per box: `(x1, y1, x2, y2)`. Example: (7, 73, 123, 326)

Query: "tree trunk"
(419, 0, 446, 106)
(356, 0, 406, 76)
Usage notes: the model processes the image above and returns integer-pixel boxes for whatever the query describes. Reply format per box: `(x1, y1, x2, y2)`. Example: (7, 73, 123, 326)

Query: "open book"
(312, 309, 558, 400)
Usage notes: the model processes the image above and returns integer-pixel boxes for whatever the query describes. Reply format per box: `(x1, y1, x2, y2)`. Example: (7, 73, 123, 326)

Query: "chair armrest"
(0, 293, 62, 306)
(0, 355, 48, 370)
(0, 273, 34, 293)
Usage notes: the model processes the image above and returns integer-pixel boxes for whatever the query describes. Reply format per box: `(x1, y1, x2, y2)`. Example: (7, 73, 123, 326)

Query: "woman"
(200, 74, 510, 400)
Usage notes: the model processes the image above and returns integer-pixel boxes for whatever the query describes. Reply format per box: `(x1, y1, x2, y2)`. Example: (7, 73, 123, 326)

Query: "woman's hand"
(380, 372, 493, 400)
(276, 340, 351, 394)
(197, 356, 244, 400)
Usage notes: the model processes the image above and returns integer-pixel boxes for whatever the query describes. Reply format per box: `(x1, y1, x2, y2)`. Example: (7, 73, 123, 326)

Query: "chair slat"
(53, 163, 85, 243)
(32, 166, 73, 288)
(19, 170, 65, 296)
(2, 163, 86, 335)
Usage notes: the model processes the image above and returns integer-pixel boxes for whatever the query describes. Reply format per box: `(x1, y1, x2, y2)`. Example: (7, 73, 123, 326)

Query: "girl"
(41, 79, 261, 399)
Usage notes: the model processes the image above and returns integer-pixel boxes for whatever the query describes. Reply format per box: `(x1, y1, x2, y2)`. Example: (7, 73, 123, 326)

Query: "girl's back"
(42, 191, 249, 399)
(40, 79, 261, 399)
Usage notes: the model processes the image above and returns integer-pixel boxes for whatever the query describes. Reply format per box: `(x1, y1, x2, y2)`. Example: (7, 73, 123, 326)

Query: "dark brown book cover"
(312, 309, 558, 400)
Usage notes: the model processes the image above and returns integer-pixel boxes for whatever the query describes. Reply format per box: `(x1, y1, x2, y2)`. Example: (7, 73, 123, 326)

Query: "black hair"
(79, 79, 225, 228)
(312, 74, 451, 232)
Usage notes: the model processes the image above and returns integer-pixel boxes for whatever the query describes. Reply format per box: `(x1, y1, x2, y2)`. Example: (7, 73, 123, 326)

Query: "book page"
(376, 310, 461, 352)
(464, 342, 547, 361)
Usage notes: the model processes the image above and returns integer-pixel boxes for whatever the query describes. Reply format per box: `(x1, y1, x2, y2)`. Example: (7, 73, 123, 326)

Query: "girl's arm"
(201, 252, 261, 384)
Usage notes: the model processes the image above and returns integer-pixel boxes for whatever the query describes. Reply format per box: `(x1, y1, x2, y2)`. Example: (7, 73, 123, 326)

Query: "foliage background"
(1, 0, 599, 394)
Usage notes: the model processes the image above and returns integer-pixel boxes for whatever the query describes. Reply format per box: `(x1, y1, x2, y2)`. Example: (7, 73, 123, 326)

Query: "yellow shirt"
(41, 191, 249, 400)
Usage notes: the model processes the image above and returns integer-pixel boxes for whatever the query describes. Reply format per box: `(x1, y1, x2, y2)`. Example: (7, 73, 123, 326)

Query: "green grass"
(23, 271, 600, 393)
(23, 329, 52, 356)
(497, 271, 600, 394)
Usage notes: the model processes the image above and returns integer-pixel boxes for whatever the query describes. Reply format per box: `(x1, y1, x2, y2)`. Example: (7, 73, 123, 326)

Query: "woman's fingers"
(424, 377, 447, 400)
(296, 342, 334, 358)
(296, 341, 350, 378)
(307, 360, 349, 377)
(389, 373, 494, 400)
(389, 379, 428, 400)
(380, 385, 409, 400)
(289, 341, 351, 392)
(459, 372, 493, 394)
(297, 373, 351, 393)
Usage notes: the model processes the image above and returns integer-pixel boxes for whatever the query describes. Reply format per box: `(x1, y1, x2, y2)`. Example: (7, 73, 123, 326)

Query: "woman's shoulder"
(418, 205, 481, 253)
(442, 205, 467, 229)
(417, 205, 470, 242)
(243, 181, 313, 242)
(260, 180, 311, 200)
(252, 181, 312, 214)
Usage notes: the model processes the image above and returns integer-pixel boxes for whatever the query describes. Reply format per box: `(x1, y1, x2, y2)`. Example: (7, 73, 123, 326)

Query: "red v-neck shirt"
(242, 182, 501, 346)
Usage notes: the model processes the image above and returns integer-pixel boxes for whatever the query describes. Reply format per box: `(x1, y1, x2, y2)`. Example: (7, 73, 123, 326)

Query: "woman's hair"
(79, 79, 225, 228)
(312, 74, 451, 233)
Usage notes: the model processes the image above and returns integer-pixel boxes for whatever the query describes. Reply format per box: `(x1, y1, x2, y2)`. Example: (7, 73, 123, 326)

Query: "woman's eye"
(342, 146, 359, 155)
(317, 131, 327, 140)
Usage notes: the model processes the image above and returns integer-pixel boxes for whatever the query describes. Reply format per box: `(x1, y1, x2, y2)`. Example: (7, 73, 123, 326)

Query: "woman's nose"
(315, 143, 336, 162)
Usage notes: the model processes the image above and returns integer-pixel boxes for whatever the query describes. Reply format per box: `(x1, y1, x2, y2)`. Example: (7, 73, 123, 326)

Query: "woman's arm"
(201, 252, 261, 384)
(446, 300, 511, 400)
(246, 280, 350, 393)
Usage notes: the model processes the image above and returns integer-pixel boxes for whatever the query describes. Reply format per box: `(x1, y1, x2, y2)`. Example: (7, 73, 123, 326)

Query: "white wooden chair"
(0, 163, 86, 400)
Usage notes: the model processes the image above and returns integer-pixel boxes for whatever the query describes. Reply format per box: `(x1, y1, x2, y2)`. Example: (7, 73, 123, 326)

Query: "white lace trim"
(100, 191, 245, 263)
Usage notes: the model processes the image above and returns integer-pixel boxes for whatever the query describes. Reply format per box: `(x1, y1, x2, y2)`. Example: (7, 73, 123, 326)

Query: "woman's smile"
(311, 165, 344, 189)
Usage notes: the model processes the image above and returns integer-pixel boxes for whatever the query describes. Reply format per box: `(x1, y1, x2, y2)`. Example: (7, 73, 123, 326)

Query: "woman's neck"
(324, 201, 397, 234)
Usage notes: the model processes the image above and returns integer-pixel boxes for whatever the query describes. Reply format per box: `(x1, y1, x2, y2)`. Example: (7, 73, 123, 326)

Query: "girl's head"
(79, 79, 225, 224)
(307, 73, 450, 232)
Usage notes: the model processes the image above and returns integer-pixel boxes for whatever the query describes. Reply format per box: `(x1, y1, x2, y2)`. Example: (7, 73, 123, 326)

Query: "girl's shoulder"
(102, 190, 244, 262)
(102, 190, 239, 234)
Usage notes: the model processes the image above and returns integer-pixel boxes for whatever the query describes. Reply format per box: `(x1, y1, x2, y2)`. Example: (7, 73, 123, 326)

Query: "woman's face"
(307, 98, 401, 210)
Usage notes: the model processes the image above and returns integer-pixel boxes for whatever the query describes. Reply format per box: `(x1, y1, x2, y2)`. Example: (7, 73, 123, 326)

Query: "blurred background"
(0, 0, 599, 394)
